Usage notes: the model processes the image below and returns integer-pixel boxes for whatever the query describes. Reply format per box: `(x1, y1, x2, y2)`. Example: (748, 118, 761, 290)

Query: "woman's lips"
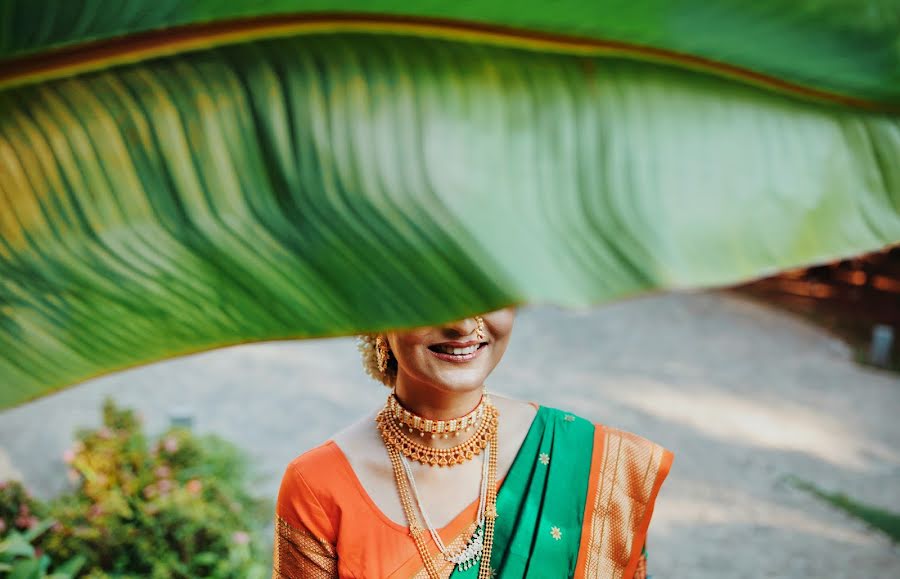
(427, 342, 488, 363)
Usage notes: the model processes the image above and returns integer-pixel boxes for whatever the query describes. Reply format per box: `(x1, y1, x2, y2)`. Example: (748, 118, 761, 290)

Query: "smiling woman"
(272, 308, 673, 578)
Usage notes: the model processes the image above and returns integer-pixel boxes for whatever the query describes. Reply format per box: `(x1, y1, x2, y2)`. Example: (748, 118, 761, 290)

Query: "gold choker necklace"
(388, 392, 488, 439)
(376, 402, 498, 467)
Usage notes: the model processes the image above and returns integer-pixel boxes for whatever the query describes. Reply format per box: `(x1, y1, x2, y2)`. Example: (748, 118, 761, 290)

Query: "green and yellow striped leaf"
(1, 2, 898, 408)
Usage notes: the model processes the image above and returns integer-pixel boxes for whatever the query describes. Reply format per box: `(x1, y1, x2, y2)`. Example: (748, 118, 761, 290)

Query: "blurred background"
(1, 246, 898, 578)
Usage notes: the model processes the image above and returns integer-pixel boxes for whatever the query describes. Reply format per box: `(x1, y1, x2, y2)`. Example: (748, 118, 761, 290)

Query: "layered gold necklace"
(376, 392, 499, 579)
(377, 397, 496, 467)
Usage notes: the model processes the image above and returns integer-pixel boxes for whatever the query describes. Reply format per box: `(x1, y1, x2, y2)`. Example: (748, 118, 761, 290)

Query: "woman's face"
(386, 306, 516, 395)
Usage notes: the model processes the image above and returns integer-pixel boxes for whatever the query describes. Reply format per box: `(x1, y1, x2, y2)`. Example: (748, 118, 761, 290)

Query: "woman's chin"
(424, 371, 485, 394)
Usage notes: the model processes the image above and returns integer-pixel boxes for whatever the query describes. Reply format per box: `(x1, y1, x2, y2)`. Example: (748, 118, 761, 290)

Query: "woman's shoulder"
(490, 393, 539, 433)
(285, 408, 379, 473)
(274, 445, 341, 551)
(281, 410, 386, 504)
(276, 438, 358, 538)
(278, 439, 346, 510)
(284, 439, 341, 477)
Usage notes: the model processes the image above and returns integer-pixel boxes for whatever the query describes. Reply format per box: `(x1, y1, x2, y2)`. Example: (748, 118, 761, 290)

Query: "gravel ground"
(2, 289, 898, 578)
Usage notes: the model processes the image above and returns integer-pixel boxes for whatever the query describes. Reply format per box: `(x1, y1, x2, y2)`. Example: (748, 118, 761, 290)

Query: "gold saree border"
(573, 425, 674, 578)
(272, 513, 338, 579)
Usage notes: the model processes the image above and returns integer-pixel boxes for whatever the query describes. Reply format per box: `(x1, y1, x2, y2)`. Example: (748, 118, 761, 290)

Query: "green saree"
(444, 405, 672, 578)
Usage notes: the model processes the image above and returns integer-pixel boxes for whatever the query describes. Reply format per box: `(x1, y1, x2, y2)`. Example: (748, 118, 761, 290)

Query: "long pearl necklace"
(398, 441, 491, 571)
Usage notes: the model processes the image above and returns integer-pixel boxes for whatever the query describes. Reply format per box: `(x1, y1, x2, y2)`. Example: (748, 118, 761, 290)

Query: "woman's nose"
(441, 317, 480, 338)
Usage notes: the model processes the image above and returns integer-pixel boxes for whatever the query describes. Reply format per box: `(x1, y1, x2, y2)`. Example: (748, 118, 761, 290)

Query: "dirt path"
(2, 290, 898, 577)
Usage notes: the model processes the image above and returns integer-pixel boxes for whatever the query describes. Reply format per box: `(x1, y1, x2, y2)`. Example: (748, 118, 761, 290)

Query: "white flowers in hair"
(356, 334, 396, 388)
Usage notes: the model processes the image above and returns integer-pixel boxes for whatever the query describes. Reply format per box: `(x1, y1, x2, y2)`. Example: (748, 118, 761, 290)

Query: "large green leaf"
(1, 0, 898, 105)
(0, 4, 899, 409)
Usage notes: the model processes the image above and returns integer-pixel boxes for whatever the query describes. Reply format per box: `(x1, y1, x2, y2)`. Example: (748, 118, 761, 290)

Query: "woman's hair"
(355, 333, 398, 388)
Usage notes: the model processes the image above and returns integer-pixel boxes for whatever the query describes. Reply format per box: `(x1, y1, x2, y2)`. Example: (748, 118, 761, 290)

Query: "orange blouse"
(273, 440, 499, 577)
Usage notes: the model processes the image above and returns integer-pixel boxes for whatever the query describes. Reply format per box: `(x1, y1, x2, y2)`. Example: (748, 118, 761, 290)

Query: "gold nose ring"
(475, 316, 486, 341)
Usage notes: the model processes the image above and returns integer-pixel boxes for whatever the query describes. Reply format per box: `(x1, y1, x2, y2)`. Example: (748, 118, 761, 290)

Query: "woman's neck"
(393, 375, 484, 422)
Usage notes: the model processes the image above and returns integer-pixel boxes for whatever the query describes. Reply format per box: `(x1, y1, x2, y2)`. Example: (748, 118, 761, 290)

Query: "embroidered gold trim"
(272, 514, 337, 579)
(582, 427, 665, 578)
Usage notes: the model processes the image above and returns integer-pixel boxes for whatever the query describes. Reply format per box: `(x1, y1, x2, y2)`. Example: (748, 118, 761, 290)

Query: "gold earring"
(475, 316, 486, 341)
(375, 335, 390, 373)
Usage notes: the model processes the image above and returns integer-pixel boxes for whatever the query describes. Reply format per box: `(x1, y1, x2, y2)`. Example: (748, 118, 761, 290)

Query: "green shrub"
(16, 396, 272, 578)
(0, 479, 46, 538)
(0, 485, 86, 579)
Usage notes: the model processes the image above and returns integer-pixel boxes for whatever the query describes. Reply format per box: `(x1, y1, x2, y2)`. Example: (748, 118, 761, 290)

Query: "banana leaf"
(0, 1, 898, 409)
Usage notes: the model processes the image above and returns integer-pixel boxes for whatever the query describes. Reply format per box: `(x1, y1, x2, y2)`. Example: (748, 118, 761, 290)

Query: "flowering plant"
(0, 481, 86, 578)
(22, 396, 271, 578)
(0, 479, 44, 538)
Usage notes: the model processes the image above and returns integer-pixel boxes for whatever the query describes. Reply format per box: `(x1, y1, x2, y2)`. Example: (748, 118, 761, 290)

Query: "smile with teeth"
(427, 342, 488, 361)
(434, 343, 481, 355)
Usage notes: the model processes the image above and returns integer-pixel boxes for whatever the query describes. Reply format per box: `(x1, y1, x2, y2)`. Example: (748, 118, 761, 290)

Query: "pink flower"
(143, 484, 157, 499)
(18, 504, 29, 516)
(15, 514, 36, 529)
(186, 479, 203, 495)
(162, 437, 179, 453)
(232, 531, 250, 545)
(97, 427, 113, 440)
(66, 469, 80, 484)
(63, 449, 76, 464)
(88, 504, 104, 518)
(157, 479, 173, 495)
(51, 521, 63, 532)
(154, 465, 171, 479)
(0, 481, 8, 490)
